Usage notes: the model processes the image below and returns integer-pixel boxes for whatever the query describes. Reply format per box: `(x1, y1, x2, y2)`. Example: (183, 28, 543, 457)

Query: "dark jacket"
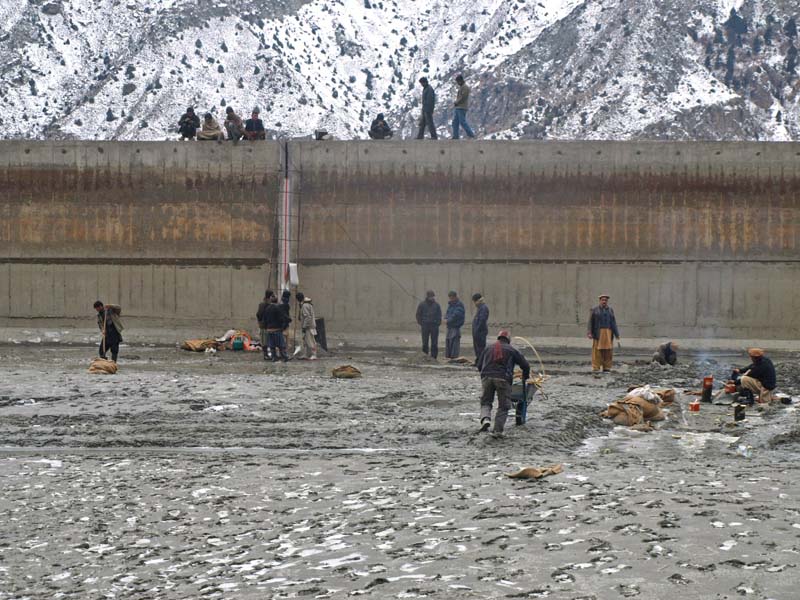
(369, 118, 392, 139)
(280, 301, 292, 329)
(741, 357, 776, 390)
(454, 83, 470, 110)
(588, 305, 619, 340)
(263, 302, 286, 331)
(257, 300, 271, 329)
(472, 301, 489, 335)
(422, 84, 436, 113)
(656, 342, 677, 365)
(478, 341, 530, 383)
(245, 118, 265, 133)
(416, 299, 442, 326)
(445, 299, 465, 329)
(178, 112, 200, 132)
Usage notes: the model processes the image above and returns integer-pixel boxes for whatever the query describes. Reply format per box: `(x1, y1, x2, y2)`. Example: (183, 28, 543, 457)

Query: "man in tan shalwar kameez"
(587, 294, 620, 373)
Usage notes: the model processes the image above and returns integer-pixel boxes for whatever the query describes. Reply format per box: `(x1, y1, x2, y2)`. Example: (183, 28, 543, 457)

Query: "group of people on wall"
(174, 74, 478, 142)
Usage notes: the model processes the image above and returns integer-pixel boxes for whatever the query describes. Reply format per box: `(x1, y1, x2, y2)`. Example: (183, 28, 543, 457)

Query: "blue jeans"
(452, 109, 475, 139)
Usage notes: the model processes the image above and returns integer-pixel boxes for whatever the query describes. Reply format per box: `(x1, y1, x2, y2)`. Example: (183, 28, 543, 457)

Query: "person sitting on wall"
(178, 107, 200, 140)
(368, 113, 393, 139)
(244, 107, 266, 140)
(732, 347, 776, 404)
(197, 113, 224, 140)
(652, 341, 678, 365)
(224, 107, 245, 141)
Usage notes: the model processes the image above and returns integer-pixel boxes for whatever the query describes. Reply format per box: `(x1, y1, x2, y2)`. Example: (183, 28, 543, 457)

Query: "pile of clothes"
(600, 385, 675, 429)
(181, 329, 262, 352)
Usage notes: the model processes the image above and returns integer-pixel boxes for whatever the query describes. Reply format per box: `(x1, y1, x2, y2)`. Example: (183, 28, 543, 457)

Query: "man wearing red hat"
(733, 348, 776, 404)
(476, 330, 530, 436)
(587, 294, 620, 373)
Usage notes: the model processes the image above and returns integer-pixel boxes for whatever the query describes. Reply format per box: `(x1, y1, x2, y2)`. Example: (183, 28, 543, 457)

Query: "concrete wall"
(0, 141, 281, 327)
(291, 140, 800, 338)
(2, 140, 799, 338)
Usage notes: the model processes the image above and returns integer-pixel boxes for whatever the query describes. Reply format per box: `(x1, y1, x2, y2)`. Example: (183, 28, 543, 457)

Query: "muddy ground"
(0, 343, 799, 600)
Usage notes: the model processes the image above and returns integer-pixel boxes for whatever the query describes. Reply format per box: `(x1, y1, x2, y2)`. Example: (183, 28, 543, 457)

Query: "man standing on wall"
(587, 294, 620, 373)
(93, 301, 124, 362)
(416, 290, 442, 359)
(445, 291, 465, 359)
(477, 330, 530, 437)
(257, 290, 275, 361)
(472, 293, 489, 365)
(416, 77, 438, 140)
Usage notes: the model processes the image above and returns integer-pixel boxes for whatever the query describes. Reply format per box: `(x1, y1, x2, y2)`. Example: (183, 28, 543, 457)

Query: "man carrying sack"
(476, 330, 530, 437)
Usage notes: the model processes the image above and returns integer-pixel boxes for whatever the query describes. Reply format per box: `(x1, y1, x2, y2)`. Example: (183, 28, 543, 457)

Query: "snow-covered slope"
(0, 0, 797, 140)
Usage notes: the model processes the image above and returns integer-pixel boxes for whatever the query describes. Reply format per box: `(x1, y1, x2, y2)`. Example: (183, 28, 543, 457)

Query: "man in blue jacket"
(444, 291, 465, 359)
(471, 293, 489, 365)
(477, 330, 530, 435)
(416, 290, 442, 359)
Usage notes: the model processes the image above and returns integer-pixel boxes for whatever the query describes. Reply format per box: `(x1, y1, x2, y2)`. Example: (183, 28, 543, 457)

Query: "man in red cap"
(587, 294, 620, 373)
(476, 330, 530, 436)
(733, 348, 776, 403)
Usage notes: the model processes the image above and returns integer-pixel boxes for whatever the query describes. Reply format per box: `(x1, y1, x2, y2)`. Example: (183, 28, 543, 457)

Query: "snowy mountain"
(0, 0, 797, 140)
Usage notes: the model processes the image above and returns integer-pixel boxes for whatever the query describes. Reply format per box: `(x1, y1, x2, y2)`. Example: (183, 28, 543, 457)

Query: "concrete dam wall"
(1, 140, 799, 338)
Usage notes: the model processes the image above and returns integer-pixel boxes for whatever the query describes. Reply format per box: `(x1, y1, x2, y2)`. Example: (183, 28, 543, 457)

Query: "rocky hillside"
(0, 0, 797, 140)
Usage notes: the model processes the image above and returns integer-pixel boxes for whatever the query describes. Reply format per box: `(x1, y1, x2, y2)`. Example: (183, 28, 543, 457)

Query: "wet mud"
(0, 345, 799, 599)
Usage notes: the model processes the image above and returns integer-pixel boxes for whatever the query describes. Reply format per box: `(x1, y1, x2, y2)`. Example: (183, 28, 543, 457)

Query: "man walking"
(416, 77, 437, 139)
(93, 300, 124, 362)
(587, 294, 620, 373)
(256, 289, 274, 361)
(416, 290, 442, 359)
(452, 75, 476, 139)
(444, 291, 465, 359)
(296, 292, 318, 360)
(471, 293, 489, 364)
(477, 330, 530, 436)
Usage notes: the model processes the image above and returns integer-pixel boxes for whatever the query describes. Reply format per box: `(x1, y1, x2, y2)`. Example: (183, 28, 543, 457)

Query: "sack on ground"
(506, 464, 563, 479)
(181, 339, 219, 352)
(601, 395, 665, 426)
(88, 358, 117, 374)
(332, 365, 362, 379)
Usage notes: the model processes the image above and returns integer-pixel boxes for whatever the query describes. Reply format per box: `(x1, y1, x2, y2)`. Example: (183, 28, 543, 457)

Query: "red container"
(725, 382, 737, 394)
(689, 400, 700, 412)
(702, 376, 714, 403)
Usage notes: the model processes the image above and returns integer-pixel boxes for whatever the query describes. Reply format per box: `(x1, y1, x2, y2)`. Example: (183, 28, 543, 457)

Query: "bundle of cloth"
(332, 365, 362, 379)
(600, 385, 674, 427)
(88, 358, 118, 374)
(181, 339, 221, 352)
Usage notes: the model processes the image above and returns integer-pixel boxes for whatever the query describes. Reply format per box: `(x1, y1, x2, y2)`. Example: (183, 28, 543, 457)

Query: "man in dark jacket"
(263, 295, 289, 362)
(471, 293, 489, 364)
(280, 289, 293, 353)
(416, 290, 442, 359)
(587, 294, 620, 373)
(415, 77, 437, 140)
(452, 75, 476, 139)
(244, 107, 266, 140)
(178, 107, 200, 140)
(652, 341, 678, 366)
(477, 330, 530, 435)
(368, 113, 393, 139)
(734, 348, 776, 403)
(444, 291, 465, 359)
(94, 300, 124, 362)
(256, 289, 275, 360)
